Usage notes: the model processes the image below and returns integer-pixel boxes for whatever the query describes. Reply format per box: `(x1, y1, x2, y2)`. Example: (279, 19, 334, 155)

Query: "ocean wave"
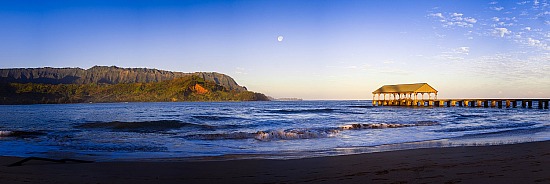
(255, 129, 339, 141)
(435, 122, 537, 132)
(186, 122, 439, 141)
(191, 115, 243, 121)
(75, 120, 212, 133)
(455, 113, 488, 119)
(453, 125, 548, 138)
(184, 129, 339, 141)
(347, 105, 374, 108)
(340, 121, 439, 130)
(0, 130, 46, 138)
(184, 132, 255, 140)
(264, 108, 337, 114)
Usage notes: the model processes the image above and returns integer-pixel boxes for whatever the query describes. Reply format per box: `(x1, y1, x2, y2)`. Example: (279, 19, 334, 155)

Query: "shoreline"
(1, 141, 548, 183)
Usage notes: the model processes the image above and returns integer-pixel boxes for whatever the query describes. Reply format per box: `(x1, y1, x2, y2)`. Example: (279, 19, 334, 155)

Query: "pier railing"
(372, 99, 549, 109)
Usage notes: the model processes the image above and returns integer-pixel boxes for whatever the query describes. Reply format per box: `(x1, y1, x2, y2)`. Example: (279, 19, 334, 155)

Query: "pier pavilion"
(371, 83, 549, 109)
(372, 83, 438, 106)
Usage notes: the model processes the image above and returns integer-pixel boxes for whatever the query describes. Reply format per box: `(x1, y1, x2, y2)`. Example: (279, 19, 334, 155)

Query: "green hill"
(0, 75, 269, 104)
(0, 66, 247, 91)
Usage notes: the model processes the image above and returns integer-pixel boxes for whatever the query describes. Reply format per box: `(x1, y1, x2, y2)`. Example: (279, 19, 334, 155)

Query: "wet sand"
(1, 141, 549, 183)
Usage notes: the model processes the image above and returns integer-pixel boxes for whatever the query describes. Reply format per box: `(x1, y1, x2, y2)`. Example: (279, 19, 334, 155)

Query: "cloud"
(490, 1, 498, 5)
(451, 13, 463, 17)
(492, 17, 500, 21)
(490, 6, 505, 11)
(469, 53, 550, 84)
(523, 27, 532, 31)
(429, 13, 445, 19)
(234, 67, 247, 75)
(464, 17, 477, 23)
(527, 38, 550, 50)
(456, 47, 470, 55)
(430, 12, 477, 28)
(433, 47, 471, 61)
(494, 28, 511, 37)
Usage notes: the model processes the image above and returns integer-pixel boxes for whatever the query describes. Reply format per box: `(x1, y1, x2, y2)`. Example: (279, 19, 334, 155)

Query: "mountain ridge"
(0, 66, 246, 92)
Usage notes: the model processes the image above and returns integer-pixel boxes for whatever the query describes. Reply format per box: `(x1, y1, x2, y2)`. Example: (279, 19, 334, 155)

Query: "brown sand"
(1, 141, 549, 184)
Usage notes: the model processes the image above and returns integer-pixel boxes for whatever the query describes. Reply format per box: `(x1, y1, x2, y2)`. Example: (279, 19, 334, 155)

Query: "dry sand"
(1, 141, 549, 184)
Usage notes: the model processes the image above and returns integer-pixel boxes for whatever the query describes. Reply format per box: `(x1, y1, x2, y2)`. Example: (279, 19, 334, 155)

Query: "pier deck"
(372, 99, 550, 109)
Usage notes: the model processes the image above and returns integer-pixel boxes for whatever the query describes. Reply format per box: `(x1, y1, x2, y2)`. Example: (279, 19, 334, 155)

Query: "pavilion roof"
(372, 83, 438, 94)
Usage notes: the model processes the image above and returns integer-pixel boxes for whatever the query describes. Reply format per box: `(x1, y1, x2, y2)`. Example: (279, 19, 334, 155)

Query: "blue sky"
(1, 0, 549, 99)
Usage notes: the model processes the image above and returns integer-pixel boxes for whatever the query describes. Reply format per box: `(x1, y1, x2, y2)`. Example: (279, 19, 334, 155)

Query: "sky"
(0, 0, 549, 99)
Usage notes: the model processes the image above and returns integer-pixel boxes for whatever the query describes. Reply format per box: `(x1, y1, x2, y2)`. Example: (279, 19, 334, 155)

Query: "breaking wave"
(0, 130, 46, 138)
(340, 121, 439, 130)
(185, 122, 439, 141)
(184, 129, 339, 141)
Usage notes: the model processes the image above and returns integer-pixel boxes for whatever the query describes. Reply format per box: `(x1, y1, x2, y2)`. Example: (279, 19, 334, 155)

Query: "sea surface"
(0, 101, 548, 161)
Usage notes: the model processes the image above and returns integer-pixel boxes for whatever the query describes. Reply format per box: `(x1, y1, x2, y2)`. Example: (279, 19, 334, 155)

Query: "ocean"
(0, 101, 548, 161)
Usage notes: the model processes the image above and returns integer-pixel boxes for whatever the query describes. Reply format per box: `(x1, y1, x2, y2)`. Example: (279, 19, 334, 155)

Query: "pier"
(372, 83, 549, 109)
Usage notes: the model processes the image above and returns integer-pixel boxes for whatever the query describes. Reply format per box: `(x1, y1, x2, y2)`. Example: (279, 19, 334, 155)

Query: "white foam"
(0, 131, 13, 137)
(340, 123, 413, 130)
(254, 129, 339, 141)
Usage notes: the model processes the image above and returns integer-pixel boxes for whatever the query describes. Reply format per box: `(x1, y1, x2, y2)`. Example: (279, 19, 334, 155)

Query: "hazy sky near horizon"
(1, 0, 549, 99)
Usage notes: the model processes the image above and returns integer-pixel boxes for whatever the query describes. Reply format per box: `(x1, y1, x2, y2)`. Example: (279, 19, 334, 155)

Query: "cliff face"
(0, 66, 246, 92)
(0, 75, 269, 104)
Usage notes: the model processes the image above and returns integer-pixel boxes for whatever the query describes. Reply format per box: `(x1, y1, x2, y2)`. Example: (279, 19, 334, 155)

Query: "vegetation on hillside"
(0, 75, 269, 104)
(0, 66, 247, 91)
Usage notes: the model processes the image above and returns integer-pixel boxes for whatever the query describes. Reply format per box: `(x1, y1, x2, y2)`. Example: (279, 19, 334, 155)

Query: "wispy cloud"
(429, 13, 445, 19)
(527, 37, 550, 50)
(429, 12, 477, 28)
(456, 47, 470, 55)
(234, 67, 247, 75)
(494, 27, 511, 37)
(491, 6, 505, 11)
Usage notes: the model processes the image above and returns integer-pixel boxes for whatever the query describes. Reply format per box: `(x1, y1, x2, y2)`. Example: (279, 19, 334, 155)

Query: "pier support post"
(522, 101, 527, 108)
(439, 100, 445, 107)
(429, 101, 434, 106)
(538, 100, 543, 109)
(491, 101, 496, 108)
(545, 101, 549, 109)
(477, 100, 482, 107)
(528, 101, 533, 108)
(497, 101, 503, 108)
(513, 101, 517, 108)
(458, 101, 463, 107)
(483, 101, 489, 108)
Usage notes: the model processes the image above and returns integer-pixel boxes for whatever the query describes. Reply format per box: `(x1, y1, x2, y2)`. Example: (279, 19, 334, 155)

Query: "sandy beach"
(0, 141, 548, 184)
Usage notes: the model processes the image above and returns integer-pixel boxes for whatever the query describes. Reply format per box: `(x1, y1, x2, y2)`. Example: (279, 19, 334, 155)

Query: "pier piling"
(371, 98, 548, 110)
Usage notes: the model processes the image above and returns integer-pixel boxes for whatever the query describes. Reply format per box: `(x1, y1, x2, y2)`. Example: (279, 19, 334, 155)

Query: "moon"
(277, 36, 283, 42)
